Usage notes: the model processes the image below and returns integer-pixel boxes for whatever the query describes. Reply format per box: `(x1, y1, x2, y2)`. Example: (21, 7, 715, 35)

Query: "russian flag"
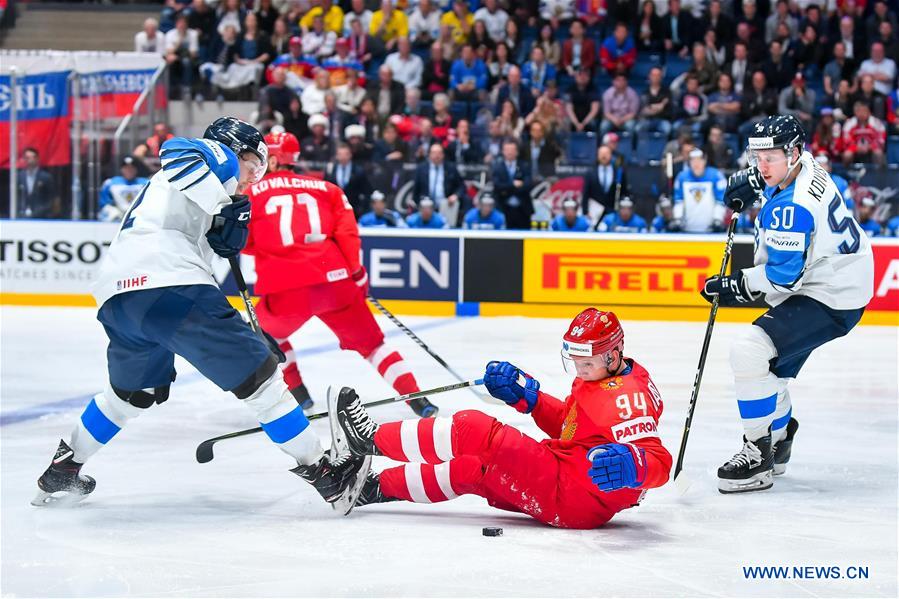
(0, 68, 71, 168)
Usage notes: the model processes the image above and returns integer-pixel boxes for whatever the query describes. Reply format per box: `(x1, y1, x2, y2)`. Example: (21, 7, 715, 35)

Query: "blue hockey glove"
(206, 195, 251, 258)
(701, 270, 759, 307)
(483, 361, 540, 413)
(587, 443, 647, 492)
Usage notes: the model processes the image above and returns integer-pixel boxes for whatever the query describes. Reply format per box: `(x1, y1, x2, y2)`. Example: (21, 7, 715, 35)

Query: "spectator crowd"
(95, 0, 899, 235)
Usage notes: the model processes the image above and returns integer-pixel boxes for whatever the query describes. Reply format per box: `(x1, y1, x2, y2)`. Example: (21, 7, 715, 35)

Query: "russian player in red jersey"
(329, 308, 672, 529)
(243, 131, 438, 417)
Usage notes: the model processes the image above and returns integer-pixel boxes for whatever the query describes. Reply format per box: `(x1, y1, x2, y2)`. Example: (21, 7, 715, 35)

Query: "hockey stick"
(229, 256, 260, 333)
(672, 215, 739, 493)
(195, 378, 484, 463)
(366, 295, 491, 403)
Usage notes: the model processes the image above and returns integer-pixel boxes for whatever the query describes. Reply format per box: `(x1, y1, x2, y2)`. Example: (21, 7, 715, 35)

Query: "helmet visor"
(240, 152, 267, 185)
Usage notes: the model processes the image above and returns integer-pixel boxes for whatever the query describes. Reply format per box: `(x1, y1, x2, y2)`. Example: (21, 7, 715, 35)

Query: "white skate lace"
(726, 440, 762, 468)
(347, 398, 378, 438)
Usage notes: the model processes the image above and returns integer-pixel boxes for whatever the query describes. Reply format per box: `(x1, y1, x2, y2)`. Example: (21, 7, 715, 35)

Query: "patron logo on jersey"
(765, 230, 804, 251)
(523, 239, 723, 307)
(116, 275, 148, 291)
(611, 417, 658, 443)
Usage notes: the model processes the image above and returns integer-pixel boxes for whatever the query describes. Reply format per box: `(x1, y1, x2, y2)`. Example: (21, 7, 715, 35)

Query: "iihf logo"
(117, 275, 148, 290)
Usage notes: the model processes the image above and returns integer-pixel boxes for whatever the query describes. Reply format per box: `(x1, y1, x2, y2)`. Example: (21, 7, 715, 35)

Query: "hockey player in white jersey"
(700, 115, 874, 494)
(672, 149, 727, 233)
(97, 156, 149, 223)
(32, 117, 367, 508)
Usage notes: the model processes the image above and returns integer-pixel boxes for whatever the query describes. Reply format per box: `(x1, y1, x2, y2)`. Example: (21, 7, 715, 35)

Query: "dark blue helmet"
(747, 115, 805, 155)
(204, 117, 267, 163)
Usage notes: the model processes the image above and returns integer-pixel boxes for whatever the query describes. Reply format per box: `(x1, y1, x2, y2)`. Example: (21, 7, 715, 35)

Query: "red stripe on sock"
(379, 466, 411, 501)
(392, 372, 419, 395)
(374, 351, 403, 376)
(420, 465, 448, 502)
(374, 422, 408, 462)
(416, 418, 440, 463)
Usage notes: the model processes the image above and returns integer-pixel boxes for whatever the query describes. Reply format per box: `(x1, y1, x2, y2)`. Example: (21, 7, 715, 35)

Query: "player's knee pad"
(231, 354, 279, 400)
(730, 325, 778, 380)
(112, 385, 172, 409)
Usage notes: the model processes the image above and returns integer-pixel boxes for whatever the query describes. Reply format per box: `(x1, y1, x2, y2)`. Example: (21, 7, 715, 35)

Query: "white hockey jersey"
(673, 166, 727, 232)
(92, 138, 241, 307)
(743, 151, 874, 310)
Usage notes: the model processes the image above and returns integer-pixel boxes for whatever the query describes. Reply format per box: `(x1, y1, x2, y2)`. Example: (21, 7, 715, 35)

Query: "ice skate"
(773, 418, 799, 475)
(290, 453, 371, 515)
(718, 433, 774, 494)
(31, 440, 96, 507)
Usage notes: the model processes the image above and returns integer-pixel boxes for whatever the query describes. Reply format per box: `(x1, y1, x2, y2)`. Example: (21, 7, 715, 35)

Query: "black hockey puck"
(482, 527, 503, 537)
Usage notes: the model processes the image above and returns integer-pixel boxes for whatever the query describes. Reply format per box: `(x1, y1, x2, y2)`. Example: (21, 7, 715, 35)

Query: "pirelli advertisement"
(0, 221, 896, 323)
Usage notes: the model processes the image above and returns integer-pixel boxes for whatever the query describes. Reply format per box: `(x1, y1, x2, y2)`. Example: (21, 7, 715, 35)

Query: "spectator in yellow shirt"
(440, 0, 474, 47)
(370, 0, 409, 53)
(300, 0, 345, 35)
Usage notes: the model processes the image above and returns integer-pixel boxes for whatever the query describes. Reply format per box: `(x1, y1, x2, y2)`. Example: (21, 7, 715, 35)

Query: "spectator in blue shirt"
(551, 198, 591, 232)
(521, 45, 556, 97)
(598, 197, 648, 233)
(463, 194, 506, 229)
(450, 44, 488, 102)
(358, 190, 407, 227)
(886, 215, 899, 237)
(856, 196, 882, 237)
(651, 196, 681, 233)
(406, 197, 449, 228)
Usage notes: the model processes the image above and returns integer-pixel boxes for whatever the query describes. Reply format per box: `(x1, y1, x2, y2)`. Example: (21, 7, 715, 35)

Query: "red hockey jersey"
(531, 359, 672, 506)
(244, 171, 362, 295)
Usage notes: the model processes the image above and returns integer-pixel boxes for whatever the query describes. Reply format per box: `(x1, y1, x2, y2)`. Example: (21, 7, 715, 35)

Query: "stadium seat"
(887, 136, 899, 165)
(450, 102, 468, 122)
(631, 54, 663, 83)
(724, 133, 742, 164)
(635, 132, 667, 165)
(663, 55, 691, 85)
(617, 131, 636, 163)
(567, 132, 597, 165)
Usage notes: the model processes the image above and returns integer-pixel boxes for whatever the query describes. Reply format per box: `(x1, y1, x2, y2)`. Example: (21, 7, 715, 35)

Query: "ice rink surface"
(1, 306, 897, 598)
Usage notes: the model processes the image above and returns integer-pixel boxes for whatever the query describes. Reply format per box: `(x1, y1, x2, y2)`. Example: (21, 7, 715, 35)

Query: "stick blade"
(196, 440, 215, 464)
(673, 471, 693, 495)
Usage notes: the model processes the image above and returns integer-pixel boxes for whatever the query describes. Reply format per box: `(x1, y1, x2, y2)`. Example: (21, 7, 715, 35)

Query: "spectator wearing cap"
(98, 156, 150, 223)
(600, 73, 639, 136)
(15, 147, 59, 219)
(561, 19, 597, 78)
(322, 40, 362, 87)
(651, 196, 679, 233)
(598, 198, 648, 233)
(856, 197, 882, 237)
(370, 0, 408, 53)
(583, 144, 626, 221)
(566, 68, 601, 133)
(463, 194, 506, 229)
(842, 101, 888, 166)
(385, 37, 424, 88)
(343, 0, 372, 37)
(406, 198, 449, 229)
(492, 139, 533, 230)
(672, 148, 726, 233)
(551, 199, 591, 232)
(367, 65, 406, 118)
(326, 142, 371, 218)
(409, 0, 441, 48)
(450, 44, 489, 102)
(344, 123, 373, 161)
(600, 22, 637, 76)
(300, 114, 334, 163)
(814, 154, 853, 209)
(413, 143, 468, 226)
(300, 0, 344, 35)
(359, 191, 407, 227)
(778, 73, 816, 133)
(268, 36, 318, 91)
(521, 46, 557, 97)
(636, 66, 672, 137)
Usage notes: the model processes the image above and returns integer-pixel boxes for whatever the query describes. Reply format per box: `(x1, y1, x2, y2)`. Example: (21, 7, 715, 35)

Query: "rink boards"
(0, 220, 896, 325)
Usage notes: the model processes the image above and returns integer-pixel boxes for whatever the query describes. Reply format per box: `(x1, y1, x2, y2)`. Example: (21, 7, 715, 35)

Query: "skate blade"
(773, 463, 787, 476)
(30, 489, 89, 507)
(718, 470, 773, 494)
(326, 386, 348, 461)
(332, 455, 372, 516)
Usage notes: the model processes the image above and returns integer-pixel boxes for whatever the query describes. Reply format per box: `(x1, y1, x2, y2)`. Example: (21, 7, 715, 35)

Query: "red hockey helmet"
(264, 131, 300, 168)
(561, 308, 624, 373)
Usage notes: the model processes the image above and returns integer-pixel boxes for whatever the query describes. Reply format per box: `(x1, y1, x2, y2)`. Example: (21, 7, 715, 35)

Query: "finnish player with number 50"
(701, 115, 874, 494)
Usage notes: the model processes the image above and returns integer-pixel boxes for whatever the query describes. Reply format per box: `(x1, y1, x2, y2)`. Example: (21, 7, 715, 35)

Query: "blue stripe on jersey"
(161, 137, 239, 186)
(260, 405, 310, 443)
(759, 186, 815, 288)
(181, 169, 212, 191)
(80, 398, 121, 444)
(166, 159, 205, 183)
(737, 393, 777, 419)
(772, 408, 792, 432)
(161, 153, 203, 170)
